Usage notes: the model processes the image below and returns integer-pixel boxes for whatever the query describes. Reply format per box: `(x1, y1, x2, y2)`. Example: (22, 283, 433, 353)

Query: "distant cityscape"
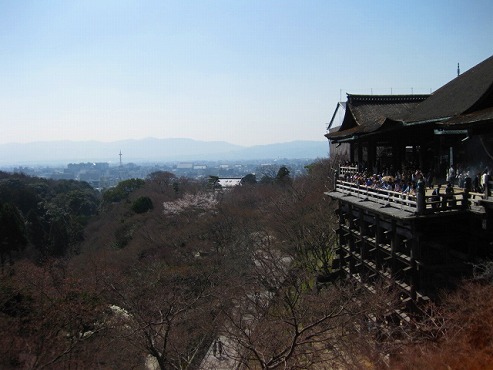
(0, 138, 329, 166)
(3, 158, 315, 189)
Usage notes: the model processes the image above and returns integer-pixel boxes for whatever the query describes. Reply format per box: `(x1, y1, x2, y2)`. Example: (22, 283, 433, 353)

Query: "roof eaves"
(403, 117, 450, 127)
(326, 135, 358, 143)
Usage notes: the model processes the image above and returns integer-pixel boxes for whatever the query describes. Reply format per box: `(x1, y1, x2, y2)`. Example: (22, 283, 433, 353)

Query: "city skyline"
(1, 0, 492, 146)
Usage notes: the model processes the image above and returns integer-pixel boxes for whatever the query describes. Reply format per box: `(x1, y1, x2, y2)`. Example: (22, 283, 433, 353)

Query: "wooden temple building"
(325, 55, 493, 313)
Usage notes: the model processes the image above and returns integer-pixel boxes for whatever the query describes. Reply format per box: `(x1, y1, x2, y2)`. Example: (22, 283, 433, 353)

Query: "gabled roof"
(406, 55, 493, 124)
(326, 55, 493, 143)
(327, 101, 346, 130)
(347, 94, 429, 126)
(326, 94, 428, 140)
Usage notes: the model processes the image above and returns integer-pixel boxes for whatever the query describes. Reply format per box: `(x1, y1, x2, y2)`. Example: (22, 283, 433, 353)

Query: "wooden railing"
(335, 180, 469, 214)
(469, 192, 484, 207)
(338, 165, 358, 179)
(484, 180, 493, 201)
(336, 180, 416, 212)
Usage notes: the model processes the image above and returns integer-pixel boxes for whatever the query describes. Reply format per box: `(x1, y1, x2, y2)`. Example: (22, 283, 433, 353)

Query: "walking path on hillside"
(199, 249, 292, 370)
(199, 334, 240, 370)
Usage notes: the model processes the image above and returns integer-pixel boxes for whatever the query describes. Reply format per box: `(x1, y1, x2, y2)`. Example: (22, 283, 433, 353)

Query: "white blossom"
(163, 192, 218, 215)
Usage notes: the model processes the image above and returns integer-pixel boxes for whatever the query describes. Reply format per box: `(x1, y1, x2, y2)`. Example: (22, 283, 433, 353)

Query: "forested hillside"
(0, 160, 492, 369)
(0, 172, 100, 263)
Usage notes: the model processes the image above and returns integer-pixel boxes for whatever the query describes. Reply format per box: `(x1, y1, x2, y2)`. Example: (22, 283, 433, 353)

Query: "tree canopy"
(0, 160, 490, 369)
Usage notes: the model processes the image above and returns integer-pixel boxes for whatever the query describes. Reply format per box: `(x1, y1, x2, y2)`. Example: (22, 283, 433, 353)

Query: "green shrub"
(131, 196, 154, 214)
(103, 178, 145, 203)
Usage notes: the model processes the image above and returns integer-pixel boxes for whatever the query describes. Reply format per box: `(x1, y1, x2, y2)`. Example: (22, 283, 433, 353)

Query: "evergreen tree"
(0, 203, 27, 271)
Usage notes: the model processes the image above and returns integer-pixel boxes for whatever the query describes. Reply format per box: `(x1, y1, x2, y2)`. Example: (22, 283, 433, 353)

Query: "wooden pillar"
(412, 145, 418, 167)
(375, 216, 382, 270)
(390, 220, 398, 277)
(434, 136, 441, 181)
(357, 142, 363, 167)
(333, 169, 338, 191)
(348, 205, 356, 275)
(392, 142, 401, 172)
(410, 223, 419, 302)
(368, 141, 377, 173)
(418, 145, 424, 170)
(338, 200, 345, 272)
(359, 209, 366, 282)
(416, 180, 426, 214)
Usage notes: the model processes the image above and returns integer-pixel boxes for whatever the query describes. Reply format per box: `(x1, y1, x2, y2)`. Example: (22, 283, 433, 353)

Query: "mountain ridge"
(0, 138, 328, 165)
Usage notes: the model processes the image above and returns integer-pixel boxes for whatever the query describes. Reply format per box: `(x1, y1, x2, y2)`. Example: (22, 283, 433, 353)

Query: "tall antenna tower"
(118, 150, 122, 181)
(457, 63, 460, 77)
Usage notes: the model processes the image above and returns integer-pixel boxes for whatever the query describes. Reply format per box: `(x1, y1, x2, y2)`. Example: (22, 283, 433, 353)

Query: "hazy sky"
(1, 1, 492, 146)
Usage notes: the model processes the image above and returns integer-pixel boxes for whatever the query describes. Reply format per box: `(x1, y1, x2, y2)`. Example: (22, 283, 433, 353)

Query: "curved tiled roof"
(326, 55, 493, 143)
(349, 94, 428, 126)
(326, 94, 428, 140)
(406, 55, 493, 123)
(439, 106, 493, 128)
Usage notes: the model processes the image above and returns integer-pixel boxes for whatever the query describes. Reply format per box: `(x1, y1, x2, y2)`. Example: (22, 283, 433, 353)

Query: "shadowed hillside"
(0, 159, 491, 369)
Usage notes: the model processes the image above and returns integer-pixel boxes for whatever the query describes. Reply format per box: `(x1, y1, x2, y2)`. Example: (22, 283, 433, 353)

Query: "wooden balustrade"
(338, 165, 358, 178)
(335, 180, 470, 214)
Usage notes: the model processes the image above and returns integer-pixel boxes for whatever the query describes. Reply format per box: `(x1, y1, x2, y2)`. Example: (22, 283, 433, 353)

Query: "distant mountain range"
(0, 138, 329, 165)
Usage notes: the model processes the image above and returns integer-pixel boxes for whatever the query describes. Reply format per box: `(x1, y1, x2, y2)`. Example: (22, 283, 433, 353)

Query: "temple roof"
(346, 94, 429, 126)
(406, 55, 493, 124)
(326, 54, 493, 143)
(326, 94, 428, 140)
(439, 106, 493, 129)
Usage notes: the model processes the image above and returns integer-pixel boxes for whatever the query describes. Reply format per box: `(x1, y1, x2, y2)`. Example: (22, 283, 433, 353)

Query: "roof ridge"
(406, 54, 493, 122)
(347, 94, 430, 103)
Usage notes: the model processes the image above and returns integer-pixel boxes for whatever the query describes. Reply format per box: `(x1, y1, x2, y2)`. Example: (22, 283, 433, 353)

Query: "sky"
(1, 0, 492, 147)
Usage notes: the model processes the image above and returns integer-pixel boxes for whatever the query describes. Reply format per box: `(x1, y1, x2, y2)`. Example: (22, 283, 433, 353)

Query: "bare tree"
(220, 271, 378, 369)
(264, 176, 338, 278)
(0, 259, 107, 369)
(104, 261, 218, 370)
(393, 280, 493, 370)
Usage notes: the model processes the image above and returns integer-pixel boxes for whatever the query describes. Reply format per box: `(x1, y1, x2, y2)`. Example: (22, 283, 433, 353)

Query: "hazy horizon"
(0, 137, 329, 166)
(0, 136, 326, 146)
(1, 1, 492, 147)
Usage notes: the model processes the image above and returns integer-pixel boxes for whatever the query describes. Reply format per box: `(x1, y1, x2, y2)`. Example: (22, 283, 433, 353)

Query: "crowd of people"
(446, 164, 491, 194)
(340, 163, 427, 196)
(339, 161, 492, 196)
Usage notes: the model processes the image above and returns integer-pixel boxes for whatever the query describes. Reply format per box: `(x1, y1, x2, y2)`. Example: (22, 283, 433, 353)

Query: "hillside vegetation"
(0, 160, 492, 369)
